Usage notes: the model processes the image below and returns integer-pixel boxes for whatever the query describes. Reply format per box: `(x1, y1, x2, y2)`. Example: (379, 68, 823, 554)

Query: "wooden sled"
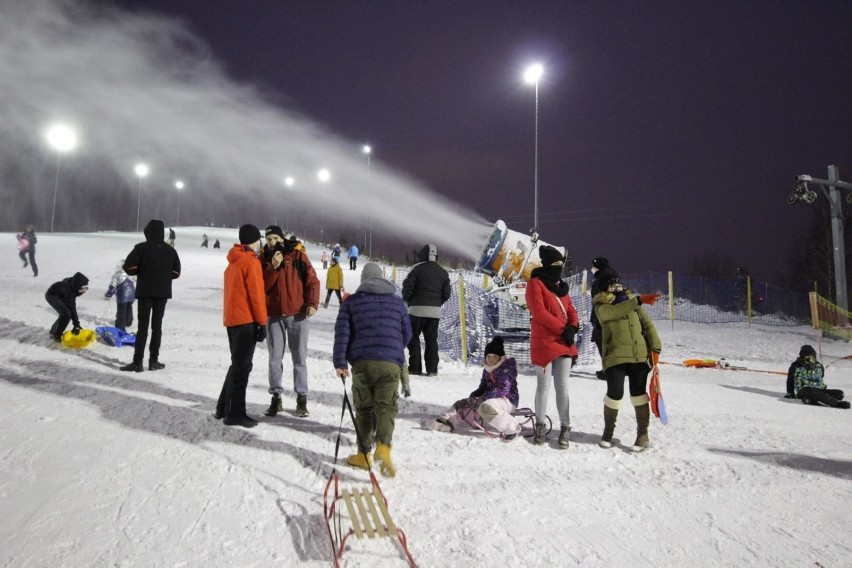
(323, 468, 416, 567)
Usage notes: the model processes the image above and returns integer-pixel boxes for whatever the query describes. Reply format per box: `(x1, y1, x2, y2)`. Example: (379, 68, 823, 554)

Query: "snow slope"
(1, 228, 851, 567)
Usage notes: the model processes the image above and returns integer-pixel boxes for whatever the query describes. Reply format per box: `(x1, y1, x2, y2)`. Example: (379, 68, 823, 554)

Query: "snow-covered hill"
(1, 229, 850, 567)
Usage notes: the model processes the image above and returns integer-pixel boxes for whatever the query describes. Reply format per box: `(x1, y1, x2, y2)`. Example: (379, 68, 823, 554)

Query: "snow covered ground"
(1, 228, 851, 567)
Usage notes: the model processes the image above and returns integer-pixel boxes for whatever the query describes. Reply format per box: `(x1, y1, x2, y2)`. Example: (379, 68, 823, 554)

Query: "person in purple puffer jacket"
(435, 336, 522, 439)
(333, 262, 412, 478)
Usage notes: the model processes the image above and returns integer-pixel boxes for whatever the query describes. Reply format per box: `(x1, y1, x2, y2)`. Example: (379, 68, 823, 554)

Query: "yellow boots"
(373, 443, 396, 478)
(347, 443, 396, 478)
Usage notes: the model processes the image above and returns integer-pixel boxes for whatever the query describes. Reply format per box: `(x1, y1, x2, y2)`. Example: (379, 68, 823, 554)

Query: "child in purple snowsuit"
(436, 336, 522, 438)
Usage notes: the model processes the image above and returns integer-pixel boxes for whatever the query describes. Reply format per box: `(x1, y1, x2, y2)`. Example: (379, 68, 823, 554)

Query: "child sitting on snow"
(104, 259, 136, 332)
(786, 345, 849, 409)
(435, 336, 522, 439)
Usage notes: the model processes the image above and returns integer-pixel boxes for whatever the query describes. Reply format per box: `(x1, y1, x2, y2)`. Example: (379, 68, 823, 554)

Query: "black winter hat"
(264, 225, 284, 239)
(538, 245, 564, 267)
(799, 344, 817, 358)
(592, 257, 609, 270)
(484, 336, 505, 357)
(239, 224, 261, 245)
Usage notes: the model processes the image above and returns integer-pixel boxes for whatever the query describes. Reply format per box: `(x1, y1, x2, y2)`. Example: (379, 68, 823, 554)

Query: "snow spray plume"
(0, 0, 490, 258)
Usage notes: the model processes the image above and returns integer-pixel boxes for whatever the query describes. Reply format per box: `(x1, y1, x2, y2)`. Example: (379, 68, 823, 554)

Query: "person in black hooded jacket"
(45, 272, 89, 342)
(402, 243, 451, 376)
(120, 219, 181, 372)
(589, 257, 619, 380)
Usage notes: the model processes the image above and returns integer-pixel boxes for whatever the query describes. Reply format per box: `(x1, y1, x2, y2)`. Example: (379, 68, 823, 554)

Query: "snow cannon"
(475, 220, 567, 306)
(61, 328, 96, 349)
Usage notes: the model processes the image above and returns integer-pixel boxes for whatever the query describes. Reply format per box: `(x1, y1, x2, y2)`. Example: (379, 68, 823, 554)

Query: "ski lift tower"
(787, 164, 852, 311)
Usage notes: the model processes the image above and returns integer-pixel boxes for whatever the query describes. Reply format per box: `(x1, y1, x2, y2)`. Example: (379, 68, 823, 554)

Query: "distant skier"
(348, 243, 359, 270)
(201, 233, 209, 248)
(18, 225, 38, 277)
(168, 227, 176, 247)
(321, 249, 330, 269)
(324, 257, 344, 308)
(786, 345, 850, 409)
(45, 272, 89, 342)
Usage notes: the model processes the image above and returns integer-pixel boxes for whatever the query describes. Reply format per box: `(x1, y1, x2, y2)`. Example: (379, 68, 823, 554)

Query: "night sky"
(22, 2, 852, 280)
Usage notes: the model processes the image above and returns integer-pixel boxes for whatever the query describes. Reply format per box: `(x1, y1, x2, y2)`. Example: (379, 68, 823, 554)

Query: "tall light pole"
(317, 168, 331, 245)
(134, 163, 149, 233)
(174, 180, 184, 226)
(363, 144, 372, 256)
(284, 176, 294, 233)
(45, 124, 78, 232)
(523, 63, 544, 236)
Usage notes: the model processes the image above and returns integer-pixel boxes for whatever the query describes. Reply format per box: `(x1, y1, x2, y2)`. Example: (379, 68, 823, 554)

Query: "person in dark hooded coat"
(589, 257, 619, 380)
(120, 219, 181, 372)
(45, 272, 89, 341)
(402, 243, 451, 376)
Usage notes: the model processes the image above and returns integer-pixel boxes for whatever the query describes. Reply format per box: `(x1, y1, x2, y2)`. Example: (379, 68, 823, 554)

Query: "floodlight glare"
(175, 180, 184, 190)
(134, 163, 149, 178)
(46, 124, 78, 153)
(523, 63, 544, 85)
(317, 168, 331, 182)
(362, 145, 372, 155)
(284, 176, 294, 187)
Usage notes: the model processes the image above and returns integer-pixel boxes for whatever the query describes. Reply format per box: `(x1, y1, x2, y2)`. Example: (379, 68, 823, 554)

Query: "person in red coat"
(525, 245, 579, 449)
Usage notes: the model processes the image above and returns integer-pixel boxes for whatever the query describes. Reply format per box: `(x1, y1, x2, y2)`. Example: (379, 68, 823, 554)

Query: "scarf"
(530, 265, 568, 297)
(483, 355, 507, 373)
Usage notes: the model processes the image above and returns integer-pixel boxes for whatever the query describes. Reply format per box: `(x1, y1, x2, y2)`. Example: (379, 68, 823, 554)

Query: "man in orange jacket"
(215, 224, 268, 428)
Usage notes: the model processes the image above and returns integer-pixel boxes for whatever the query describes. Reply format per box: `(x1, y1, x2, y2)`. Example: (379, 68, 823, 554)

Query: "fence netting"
(388, 267, 811, 371)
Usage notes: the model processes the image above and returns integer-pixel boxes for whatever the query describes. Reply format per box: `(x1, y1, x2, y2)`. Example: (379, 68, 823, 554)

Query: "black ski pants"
(133, 298, 167, 364)
(217, 324, 258, 419)
(798, 387, 845, 408)
(408, 315, 440, 375)
(604, 362, 651, 401)
(46, 292, 74, 337)
(20, 246, 37, 276)
(115, 302, 134, 332)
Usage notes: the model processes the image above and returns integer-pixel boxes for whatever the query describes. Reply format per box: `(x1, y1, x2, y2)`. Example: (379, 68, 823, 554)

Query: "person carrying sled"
(324, 256, 344, 308)
(333, 262, 413, 478)
(104, 259, 136, 332)
(593, 276, 662, 451)
(435, 336, 522, 439)
(215, 224, 269, 428)
(18, 225, 38, 277)
(120, 219, 181, 372)
(785, 345, 849, 409)
(260, 225, 320, 418)
(526, 245, 578, 449)
(45, 272, 89, 342)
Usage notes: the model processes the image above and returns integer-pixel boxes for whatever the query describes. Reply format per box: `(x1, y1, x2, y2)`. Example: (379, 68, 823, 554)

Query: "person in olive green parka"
(593, 276, 662, 452)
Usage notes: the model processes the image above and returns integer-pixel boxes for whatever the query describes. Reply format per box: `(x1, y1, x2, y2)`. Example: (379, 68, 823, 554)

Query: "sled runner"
(61, 329, 96, 349)
(323, 377, 416, 567)
(95, 326, 136, 347)
(457, 405, 552, 439)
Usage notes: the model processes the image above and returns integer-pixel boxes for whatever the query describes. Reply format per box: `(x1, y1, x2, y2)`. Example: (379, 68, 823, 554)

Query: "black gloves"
(561, 325, 578, 346)
(72, 324, 81, 335)
(255, 323, 267, 343)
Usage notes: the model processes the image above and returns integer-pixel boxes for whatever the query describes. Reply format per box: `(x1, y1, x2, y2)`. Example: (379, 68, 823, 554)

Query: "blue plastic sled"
(96, 326, 136, 347)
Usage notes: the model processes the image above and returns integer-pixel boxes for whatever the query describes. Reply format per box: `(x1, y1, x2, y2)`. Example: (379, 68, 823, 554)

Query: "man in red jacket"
(260, 226, 320, 418)
(215, 224, 268, 428)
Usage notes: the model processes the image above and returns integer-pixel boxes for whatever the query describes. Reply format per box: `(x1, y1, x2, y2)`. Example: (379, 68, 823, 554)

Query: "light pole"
(45, 124, 78, 232)
(363, 144, 372, 256)
(174, 180, 184, 226)
(317, 168, 331, 245)
(523, 63, 543, 236)
(788, 165, 852, 311)
(134, 163, 149, 233)
(284, 176, 294, 233)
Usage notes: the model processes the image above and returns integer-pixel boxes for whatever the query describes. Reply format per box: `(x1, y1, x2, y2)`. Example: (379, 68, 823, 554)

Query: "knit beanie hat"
(538, 245, 564, 267)
(484, 336, 505, 357)
(592, 257, 609, 270)
(239, 224, 261, 245)
(264, 225, 284, 239)
(361, 262, 384, 282)
(799, 344, 817, 358)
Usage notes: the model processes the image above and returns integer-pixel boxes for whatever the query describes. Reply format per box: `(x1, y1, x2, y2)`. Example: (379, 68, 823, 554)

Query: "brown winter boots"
(631, 394, 651, 452)
(599, 395, 620, 448)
